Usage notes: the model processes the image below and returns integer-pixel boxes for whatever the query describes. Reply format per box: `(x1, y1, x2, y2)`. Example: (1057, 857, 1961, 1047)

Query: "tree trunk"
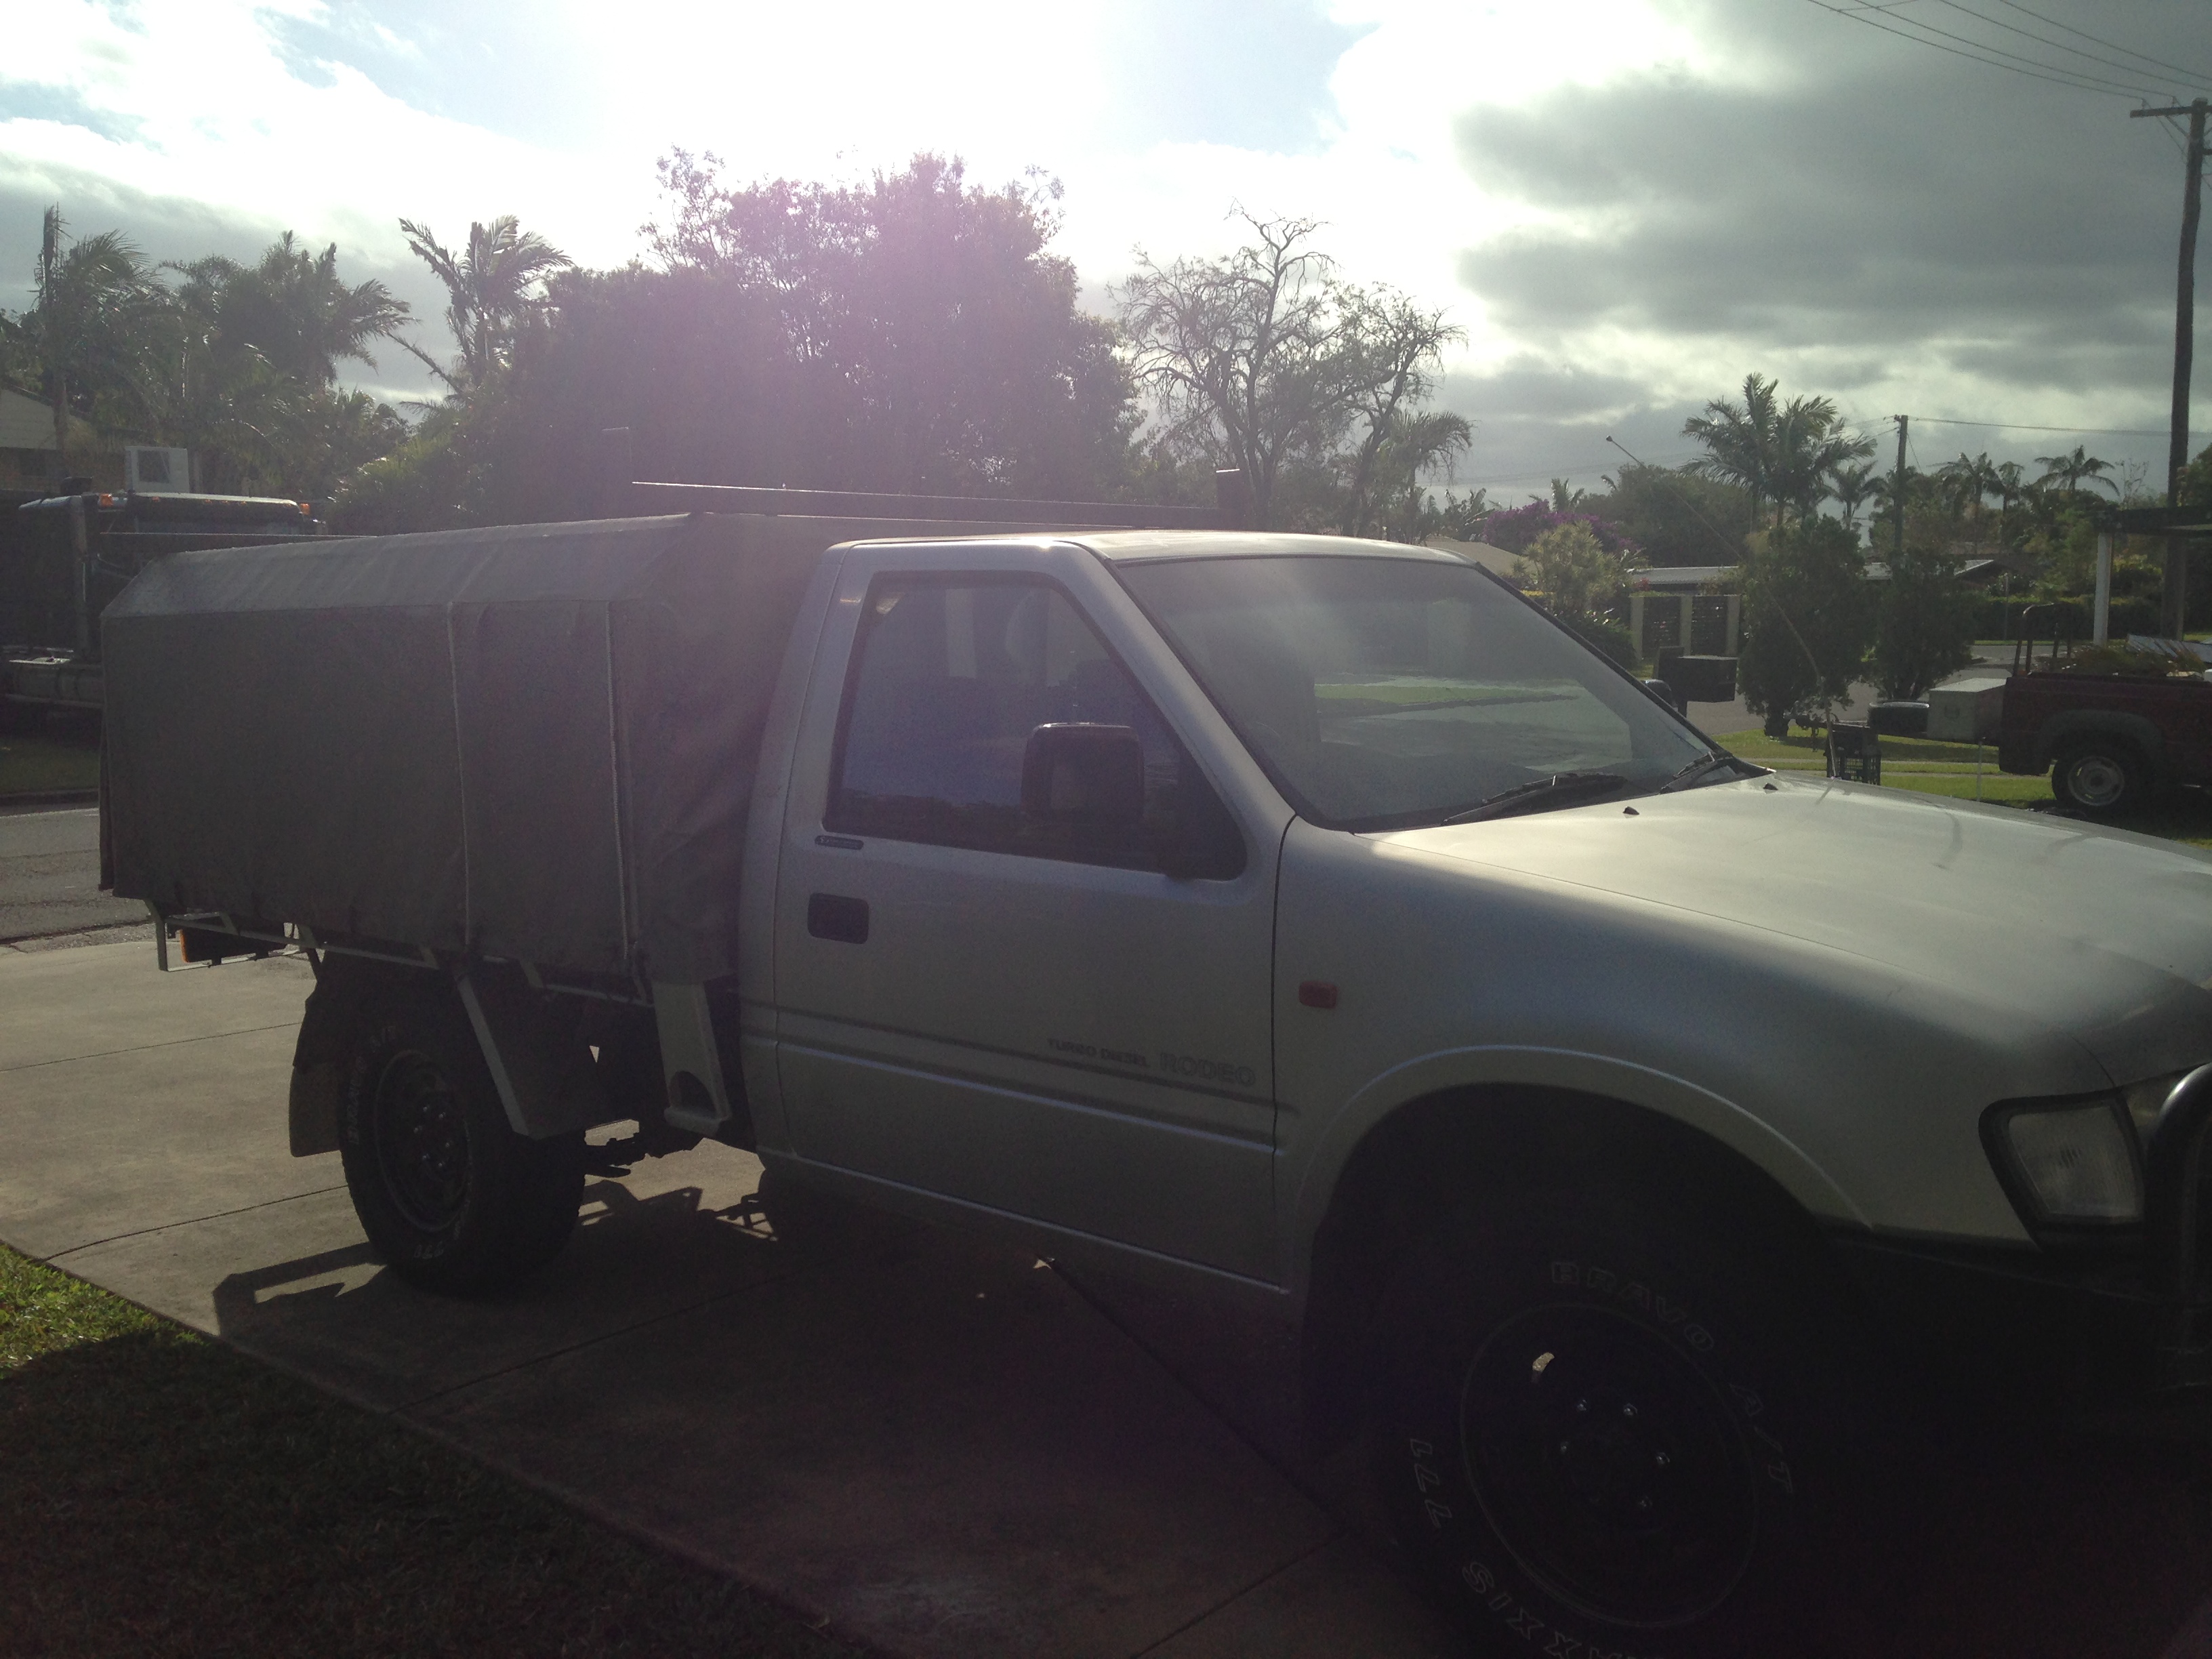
(50, 380, 68, 483)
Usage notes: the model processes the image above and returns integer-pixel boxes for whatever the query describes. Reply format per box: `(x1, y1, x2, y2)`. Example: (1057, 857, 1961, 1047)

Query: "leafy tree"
(1433, 487, 1491, 540)
(1578, 463, 1752, 567)
(149, 234, 413, 496)
(400, 215, 571, 392)
(1736, 516, 1873, 737)
(330, 404, 474, 533)
(638, 152, 1134, 499)
(358, 155, 1141, 525)
(27, 207, 166, 475)
(1514, 520, 1641, 621)
(176, 233, 409, 384)
(2180, 438, 2212, 507)
(1682, 373, 1873, 527)
(1871, 544, 1978, 700)
(1115, 213, 1457, 530)
(1511, 520, 1641, 668)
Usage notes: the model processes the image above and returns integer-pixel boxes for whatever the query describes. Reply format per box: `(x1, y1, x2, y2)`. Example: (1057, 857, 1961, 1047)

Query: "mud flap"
(288, 1061, 343, 1156)
(455, 966, 604, 1139)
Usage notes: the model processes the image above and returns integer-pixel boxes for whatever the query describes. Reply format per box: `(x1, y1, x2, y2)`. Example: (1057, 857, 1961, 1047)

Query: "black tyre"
(338, 987, 584, 1294)
(1370, 1197, 1883, 1657)
(2050, 737, 2148, 816)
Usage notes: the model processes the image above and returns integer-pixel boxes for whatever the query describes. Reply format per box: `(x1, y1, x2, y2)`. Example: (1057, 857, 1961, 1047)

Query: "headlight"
(1986, 1099, 2142, 1226)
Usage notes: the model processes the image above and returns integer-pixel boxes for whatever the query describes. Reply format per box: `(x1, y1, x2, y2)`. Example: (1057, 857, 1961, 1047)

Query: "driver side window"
(827, 577, 1240, 874)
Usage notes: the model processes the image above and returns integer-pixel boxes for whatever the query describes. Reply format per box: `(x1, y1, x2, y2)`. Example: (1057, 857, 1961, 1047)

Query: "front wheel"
(337, 988, 583, 1295)
(1370, 1199, 1885, 1656)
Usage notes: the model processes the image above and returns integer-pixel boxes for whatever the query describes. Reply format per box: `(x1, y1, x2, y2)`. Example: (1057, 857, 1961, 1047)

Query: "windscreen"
(1116, 554, 1711, 829)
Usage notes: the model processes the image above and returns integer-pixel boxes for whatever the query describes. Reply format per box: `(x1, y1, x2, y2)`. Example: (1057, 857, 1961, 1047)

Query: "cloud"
(1090, 0, 1372, 154)
(1450, 0, 2189, 405)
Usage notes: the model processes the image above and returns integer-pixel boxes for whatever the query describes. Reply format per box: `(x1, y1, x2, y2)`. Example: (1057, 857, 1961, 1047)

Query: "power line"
(1975, 0, 2212, 87)
(1820, 1, 2163, 96)
(1809, 0, 2177, 98)
(1924, 0, 2207, 97)
(1906, 414, 2177, 436)
(1449, 451, 1703, 489)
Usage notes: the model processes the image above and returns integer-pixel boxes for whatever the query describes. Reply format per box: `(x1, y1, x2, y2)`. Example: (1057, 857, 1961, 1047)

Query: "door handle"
(807, 893, 870, 944)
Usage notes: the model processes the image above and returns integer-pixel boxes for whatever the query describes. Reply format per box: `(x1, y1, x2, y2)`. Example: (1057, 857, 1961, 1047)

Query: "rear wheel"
(337, 987, 583, 1294)
(2051, 737, 2148, 816)
(1370, 1196, 1889, 1656)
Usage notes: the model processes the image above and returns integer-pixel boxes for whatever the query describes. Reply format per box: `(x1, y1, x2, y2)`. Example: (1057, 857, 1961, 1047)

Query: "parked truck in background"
(1992, 660, 2212, 816)
(0, 487, 321, 718)
(99, 494, 2212, 1656)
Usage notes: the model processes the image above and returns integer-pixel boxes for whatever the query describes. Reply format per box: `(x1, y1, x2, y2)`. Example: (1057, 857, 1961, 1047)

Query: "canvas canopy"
(102, 512, 1016, 982)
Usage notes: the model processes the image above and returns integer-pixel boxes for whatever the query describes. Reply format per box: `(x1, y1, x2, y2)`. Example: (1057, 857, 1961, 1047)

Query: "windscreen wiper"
(1437, 771, 1627, 825)
(1657, 750, 1742, 793)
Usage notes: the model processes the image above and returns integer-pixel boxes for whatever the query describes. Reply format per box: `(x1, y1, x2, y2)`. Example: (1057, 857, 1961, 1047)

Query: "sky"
(1, 0, 2207, 501)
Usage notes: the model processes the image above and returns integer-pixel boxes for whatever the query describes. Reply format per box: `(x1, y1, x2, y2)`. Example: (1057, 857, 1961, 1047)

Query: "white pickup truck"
(100, 505, 2212, 1656)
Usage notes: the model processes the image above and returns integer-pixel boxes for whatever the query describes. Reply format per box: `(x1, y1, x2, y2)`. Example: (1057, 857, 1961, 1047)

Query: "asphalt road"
(0, 805, 146, 943)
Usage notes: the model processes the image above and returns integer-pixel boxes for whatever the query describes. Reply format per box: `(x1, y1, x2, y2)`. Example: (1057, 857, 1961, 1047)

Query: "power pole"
(2133, 99, 2207, 638)
(1891, 414, 1909, 567)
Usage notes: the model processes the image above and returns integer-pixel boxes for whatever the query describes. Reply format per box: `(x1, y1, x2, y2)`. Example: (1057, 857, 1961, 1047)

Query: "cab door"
(771, 541, 1282, 1279)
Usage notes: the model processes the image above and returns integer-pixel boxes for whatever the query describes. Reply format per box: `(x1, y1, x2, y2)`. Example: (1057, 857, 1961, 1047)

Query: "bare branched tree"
(1334, 289, 1465, 536)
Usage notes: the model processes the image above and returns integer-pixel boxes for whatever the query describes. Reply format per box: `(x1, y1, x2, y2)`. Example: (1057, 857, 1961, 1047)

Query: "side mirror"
(1021, 724, 1145, 826)
(1643, 678, 1683, 716)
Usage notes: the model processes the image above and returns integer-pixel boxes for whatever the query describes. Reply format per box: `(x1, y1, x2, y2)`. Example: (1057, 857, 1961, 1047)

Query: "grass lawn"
(0, 724, 102, 797)
(0, 1244, 855, 1659)
(1714, 729, 2212, 847)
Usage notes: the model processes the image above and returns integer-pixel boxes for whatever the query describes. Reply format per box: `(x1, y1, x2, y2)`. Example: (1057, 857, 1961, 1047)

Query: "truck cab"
(2, 489, 319, 716)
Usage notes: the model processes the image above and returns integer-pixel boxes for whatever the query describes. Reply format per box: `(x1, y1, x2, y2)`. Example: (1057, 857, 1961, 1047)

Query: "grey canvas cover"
(103, 512, 1017, 981)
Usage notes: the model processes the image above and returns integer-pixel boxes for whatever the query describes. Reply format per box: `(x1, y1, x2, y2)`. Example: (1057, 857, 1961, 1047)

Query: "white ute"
(101, 510, 2212, 1656)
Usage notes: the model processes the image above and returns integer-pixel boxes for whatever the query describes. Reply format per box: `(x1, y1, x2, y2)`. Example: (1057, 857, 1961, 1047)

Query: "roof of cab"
(844, 529, 1468, 564)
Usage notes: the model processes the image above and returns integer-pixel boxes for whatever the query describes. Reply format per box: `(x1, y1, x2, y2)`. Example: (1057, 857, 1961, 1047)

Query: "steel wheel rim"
(1460, 1303, 1759, 1629)
(372, 1049, 472, 1231)
(2064, 754, 2127, 808)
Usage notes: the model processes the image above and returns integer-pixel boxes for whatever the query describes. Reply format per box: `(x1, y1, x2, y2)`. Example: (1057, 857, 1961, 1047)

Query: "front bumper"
(1834, 1066, 2212, 1398)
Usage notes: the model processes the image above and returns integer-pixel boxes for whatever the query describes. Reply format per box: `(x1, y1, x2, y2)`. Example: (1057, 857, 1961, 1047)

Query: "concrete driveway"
(0, 804, 147, 942)
(3, 938, 2211, 1658)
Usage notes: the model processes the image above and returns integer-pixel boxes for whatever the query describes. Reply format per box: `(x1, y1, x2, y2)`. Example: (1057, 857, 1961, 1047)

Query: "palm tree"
(1933, 452, 2002, 519)
(1683, 373, 1873, 527)
(1827, 459, 1879, 531)
(2034, 445, 2117, 498)
(178, 233, 411, 384)
(30, 206, 163, 475)
(398, 216, 572, 392)
(1362, 409, 1473, 541)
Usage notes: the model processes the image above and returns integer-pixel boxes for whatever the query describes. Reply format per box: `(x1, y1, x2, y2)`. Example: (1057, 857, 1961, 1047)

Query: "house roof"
(1423, 535, 1521, 577)
(1628, 565, 1734, 591)
(0, 386, 58, 452)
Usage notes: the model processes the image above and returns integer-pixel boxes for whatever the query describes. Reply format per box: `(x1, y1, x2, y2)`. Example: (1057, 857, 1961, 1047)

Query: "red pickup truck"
(1997, 665, 2212, 815)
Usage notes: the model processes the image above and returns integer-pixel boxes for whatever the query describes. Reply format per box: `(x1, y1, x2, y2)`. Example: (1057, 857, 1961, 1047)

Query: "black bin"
(1826, 722, 1881, 783)
(1654, 649, 1739, 705)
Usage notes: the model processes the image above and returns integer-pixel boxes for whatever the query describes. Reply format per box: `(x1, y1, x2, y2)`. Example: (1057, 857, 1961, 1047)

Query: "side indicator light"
(1298, 981, 1339, 1010)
